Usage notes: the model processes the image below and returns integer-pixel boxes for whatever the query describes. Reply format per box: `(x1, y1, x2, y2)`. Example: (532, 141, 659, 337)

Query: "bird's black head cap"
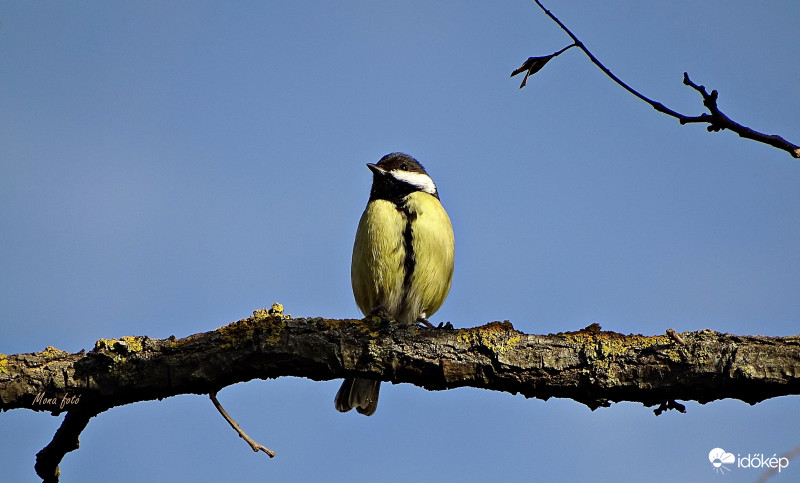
(367, 152, 439, 203)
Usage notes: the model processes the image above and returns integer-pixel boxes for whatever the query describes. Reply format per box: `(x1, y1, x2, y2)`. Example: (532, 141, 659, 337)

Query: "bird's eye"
(399, 163, 408, 171)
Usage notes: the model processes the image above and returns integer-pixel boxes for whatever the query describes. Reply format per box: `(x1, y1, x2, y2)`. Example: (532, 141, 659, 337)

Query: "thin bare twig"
(756, 442, 800, 482)
(210, 391, 275, 458)
(529, 0, 800, 158)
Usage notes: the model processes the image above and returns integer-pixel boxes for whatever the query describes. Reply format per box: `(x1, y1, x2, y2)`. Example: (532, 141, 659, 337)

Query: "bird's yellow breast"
(351, 192, 454, 325)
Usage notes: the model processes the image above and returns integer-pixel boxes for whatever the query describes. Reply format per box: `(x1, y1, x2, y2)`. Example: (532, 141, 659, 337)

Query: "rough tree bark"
(2, 306, 800, 481)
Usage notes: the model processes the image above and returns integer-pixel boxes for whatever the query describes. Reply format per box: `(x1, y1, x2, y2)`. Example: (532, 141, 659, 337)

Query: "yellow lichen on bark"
(456, 321, 521, 354)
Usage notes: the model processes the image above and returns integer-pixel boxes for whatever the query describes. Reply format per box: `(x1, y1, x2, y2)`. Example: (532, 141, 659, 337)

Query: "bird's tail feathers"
(335, 377, 381, 416)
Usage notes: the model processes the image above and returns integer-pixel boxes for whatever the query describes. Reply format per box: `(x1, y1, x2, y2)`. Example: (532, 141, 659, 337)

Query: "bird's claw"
(417, 319, 454, 330)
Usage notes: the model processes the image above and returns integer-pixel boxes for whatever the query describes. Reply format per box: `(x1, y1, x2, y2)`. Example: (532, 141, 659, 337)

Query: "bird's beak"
(366, 163, 387, 176)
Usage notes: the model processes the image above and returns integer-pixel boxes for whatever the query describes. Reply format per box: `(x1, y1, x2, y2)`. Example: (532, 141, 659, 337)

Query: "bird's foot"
(654, 400, 686, 416)
(418, 318, 454, 330)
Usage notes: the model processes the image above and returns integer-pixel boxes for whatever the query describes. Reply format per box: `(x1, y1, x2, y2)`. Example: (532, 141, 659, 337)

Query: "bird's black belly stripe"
(401, 204, 417, 293)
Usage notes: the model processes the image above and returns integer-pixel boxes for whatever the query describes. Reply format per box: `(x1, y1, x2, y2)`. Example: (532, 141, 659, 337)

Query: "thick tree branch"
(1, 309, 800, 480)
(2, 313, 800, 412)
(522, 0, 800, 158)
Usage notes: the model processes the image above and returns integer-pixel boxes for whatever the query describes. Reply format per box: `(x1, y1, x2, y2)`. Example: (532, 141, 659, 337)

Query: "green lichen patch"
(351, 317, 383, 338)
(94, 338, 114, 351)
(316, 315, 385, 338)
(119, 336, 144, 352)
(94, 336, 146, 354)
(89, 337, 149, 382)
(457, 321, 521, 354)
(217, 318, 257, 349)
(556, 328, 682, 364)
(263, 317, 287, 346)
(254, 302, 291, 320)
(0, 354, 7, 374)
(217, 304, 289, 348)
(167, 334, 185, 348)
(39, 346, 69, 359)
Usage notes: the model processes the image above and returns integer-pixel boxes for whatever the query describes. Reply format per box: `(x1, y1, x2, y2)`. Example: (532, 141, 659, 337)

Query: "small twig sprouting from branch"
(521, 0, 800, 158)
(511, 43, 577, 89)
(666, 328, 686, 346)
(210, 391, 275, 458)
(528, 0, 683, 118)
(35, 409, 97, 483)
(679, 73, 800, 156)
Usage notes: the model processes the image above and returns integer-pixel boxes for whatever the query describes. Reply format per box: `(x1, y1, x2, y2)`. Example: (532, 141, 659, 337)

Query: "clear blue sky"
(2, 2, 799, 482)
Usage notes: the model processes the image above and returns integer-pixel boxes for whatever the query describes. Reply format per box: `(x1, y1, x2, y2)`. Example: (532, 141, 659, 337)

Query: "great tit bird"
(335, 152, 455, 416)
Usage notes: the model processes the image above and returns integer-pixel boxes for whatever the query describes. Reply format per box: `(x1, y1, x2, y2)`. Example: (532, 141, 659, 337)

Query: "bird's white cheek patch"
(389, 170, 437, 195)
